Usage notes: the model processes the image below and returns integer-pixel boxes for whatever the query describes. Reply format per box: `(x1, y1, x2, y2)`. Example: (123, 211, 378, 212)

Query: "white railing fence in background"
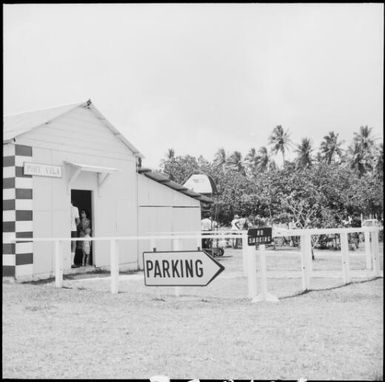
(12, 227, 382, 300)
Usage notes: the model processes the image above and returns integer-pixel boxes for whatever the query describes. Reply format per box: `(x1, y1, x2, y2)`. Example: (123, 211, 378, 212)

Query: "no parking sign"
(247, 227, 272, 246)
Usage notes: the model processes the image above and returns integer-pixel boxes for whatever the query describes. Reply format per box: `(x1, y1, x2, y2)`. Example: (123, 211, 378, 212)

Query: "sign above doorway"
(24, 162, 62, 178)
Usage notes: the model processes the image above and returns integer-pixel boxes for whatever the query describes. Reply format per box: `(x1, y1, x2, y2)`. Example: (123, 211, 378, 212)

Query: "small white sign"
(24, 162, 62, 178)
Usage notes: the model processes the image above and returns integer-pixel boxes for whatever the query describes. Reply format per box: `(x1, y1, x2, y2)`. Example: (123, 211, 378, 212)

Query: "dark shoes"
(71, 264, 79, 268)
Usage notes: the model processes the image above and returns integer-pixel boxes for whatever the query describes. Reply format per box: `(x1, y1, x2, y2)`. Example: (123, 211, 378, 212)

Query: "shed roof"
(138, 168, 213, 204)
(3, 100, 144, 158)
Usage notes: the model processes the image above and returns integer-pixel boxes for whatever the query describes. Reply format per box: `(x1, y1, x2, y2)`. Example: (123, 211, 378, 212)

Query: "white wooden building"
(3, 100, 211, 280)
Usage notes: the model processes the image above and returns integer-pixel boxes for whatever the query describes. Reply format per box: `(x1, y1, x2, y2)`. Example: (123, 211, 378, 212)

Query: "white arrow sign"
(143, 250, 225, 287)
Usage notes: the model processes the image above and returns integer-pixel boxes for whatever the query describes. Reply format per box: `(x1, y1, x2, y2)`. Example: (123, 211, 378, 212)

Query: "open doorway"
(71, 190, 93, 266)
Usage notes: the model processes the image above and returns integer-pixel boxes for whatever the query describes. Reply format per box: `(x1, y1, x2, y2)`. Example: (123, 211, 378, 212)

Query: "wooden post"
(54, 240, 63, 288)
(340, 232, 351, 284)
(253, 245, 279, 303)
(300, 233, 312, 291)
(364, 230, 372, 270)
(242, 232, 248, 276)
(110, 239, 119, 294)
(372, 229, 380, 277)
(247, 245, 257, 300)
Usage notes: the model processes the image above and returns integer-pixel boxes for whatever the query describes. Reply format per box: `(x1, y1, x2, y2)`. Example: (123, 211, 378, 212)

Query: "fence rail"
(11, 227, 382, 299)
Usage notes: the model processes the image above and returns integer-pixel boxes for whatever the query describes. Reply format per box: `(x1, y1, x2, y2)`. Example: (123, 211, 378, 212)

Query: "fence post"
(300, 233, 312, 291)
(242, 232, 248, 276)
(173, 238, 181, 297)
(364, 230, 372, 270)
(110, 239, 119, 294)
(253, 244, 279, 303)
(372, 229, 380, 277)
(247, 245, 257, 300)
(340, 231, 351, 284)
(54, 240, 63, 288)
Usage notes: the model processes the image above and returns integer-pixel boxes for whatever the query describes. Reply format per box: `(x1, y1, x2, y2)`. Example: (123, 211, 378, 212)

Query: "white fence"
(13, 227, 382, 301)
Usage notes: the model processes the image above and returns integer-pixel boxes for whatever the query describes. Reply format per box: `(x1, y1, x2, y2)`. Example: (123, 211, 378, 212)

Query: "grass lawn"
(2, 244, 383, 380)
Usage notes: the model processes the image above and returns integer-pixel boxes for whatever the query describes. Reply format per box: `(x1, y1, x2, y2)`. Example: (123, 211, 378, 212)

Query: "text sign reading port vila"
(143, 250, 225, 287)
(247, 227, 273, 246)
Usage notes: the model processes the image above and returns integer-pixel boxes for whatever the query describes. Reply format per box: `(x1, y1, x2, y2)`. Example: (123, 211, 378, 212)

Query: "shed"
(3, 100, 212, 280)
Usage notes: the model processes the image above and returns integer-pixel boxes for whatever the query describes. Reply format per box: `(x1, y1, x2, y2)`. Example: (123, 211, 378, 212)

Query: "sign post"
(143, 250, 224, 287)
(247, 228, 279, 303)
(253, 244, 279, 303)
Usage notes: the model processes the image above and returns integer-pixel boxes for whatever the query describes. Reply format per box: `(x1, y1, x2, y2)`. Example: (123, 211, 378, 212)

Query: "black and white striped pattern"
(3, 144, 33, 278)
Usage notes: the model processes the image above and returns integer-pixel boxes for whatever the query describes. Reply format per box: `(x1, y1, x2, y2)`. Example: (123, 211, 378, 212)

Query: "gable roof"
(3, 100, 144, 158)
(138, 168, 213, 204)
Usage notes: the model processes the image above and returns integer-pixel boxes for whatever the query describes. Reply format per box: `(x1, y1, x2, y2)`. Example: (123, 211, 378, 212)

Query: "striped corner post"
(3, 144, 34, 279)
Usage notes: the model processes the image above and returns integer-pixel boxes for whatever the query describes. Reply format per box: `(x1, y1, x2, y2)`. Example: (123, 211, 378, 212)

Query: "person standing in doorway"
(71, 201, 80, 268)
(82, 227, 92, 267)
(77, 209, 92, 265)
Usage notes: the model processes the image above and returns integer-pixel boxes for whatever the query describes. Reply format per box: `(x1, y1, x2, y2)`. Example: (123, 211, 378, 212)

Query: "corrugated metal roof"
(138, 168, 213, 204)
(3, 100, 144, 158)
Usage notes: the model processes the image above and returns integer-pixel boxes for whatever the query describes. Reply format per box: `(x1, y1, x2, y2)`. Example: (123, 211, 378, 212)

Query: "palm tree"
(269, 125, 291, 166)
(295, 138, 313, 169)
(348, 126, 377, 176)
(374, 143, 383, 180)
(160, 148, 176, 177)
(165, 148, 175, 160)
(354, 126, 375, 153)
(348, 142, 369, 176)
(256, 146, 275, 172)
(245, 147, 258, 176)
(227, 150, 245, 174)
(319, 132, 344, 164)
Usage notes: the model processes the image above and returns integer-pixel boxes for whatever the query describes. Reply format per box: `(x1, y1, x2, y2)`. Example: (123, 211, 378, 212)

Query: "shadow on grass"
(279, 276, 383, 300)
(22, 268, 142, 286)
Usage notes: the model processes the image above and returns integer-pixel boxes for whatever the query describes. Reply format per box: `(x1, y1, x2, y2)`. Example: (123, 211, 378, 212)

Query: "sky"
(3, 3, 384, 169)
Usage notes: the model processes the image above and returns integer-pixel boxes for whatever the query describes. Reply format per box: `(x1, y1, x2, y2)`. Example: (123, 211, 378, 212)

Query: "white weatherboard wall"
(13, 105, 139, 278)
(137, 174, 201, 269)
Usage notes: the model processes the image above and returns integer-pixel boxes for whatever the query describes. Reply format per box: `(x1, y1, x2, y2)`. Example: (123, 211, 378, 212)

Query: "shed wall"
(137, 175, 201, 269)
(13, 107, 139, 279)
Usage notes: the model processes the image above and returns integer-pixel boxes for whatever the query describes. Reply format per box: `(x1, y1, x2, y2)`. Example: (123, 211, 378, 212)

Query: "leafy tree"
(213, 148, 227, 170)
(161, 154, 200, 184)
